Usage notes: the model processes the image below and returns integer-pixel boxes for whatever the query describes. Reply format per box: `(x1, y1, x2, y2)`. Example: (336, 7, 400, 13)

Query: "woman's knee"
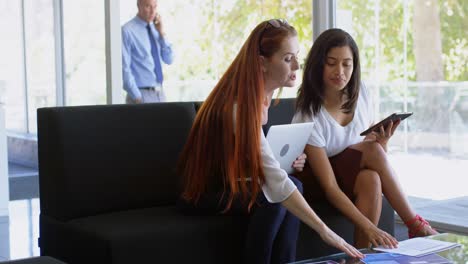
(289, 175, 303, 194)
(354, 169, 382, 196)
(365, 141, 386, 157)
(353, 141, 385, 157)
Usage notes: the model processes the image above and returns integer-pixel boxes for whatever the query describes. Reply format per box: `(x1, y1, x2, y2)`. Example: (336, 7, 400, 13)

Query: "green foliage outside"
(164, 0, 467, 87)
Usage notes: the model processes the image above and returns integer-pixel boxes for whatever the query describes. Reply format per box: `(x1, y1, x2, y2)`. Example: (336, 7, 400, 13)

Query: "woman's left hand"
(292, 153, 307, 172)
(370, 119, 401, 149)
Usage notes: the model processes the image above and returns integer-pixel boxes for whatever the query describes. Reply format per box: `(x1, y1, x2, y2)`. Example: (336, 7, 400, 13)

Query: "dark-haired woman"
(293, 28, 437, 249)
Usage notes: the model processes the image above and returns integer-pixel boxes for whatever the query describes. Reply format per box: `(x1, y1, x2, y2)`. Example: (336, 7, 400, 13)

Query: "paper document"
(362, 253, 453, 264)
(373, 237, 460, 257)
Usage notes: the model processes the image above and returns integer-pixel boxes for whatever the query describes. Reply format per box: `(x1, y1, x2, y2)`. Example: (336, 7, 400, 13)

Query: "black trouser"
(178, 176, 303, 264)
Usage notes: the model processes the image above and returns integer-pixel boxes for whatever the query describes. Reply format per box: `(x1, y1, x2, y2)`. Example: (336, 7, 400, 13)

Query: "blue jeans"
(244, 176, 303, 264)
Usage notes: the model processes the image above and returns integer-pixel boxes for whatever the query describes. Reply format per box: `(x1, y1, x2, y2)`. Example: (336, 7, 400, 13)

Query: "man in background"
(122, 0, 174, 103)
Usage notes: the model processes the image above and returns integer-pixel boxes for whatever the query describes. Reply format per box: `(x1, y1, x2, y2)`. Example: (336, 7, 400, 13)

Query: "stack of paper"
(373, 237, 461, 257)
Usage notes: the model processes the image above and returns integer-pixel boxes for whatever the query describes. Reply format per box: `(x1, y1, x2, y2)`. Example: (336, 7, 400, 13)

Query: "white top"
(233, 103, 297, 203)
(260, 131, 297, 203)
(292, 83, 375, 157)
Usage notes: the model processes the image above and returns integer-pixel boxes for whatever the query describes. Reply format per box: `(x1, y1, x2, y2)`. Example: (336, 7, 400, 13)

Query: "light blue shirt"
(122, 16, 174, 100)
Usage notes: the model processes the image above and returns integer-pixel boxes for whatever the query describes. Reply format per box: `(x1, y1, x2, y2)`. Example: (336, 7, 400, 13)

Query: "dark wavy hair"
(296, 28, 361, 118)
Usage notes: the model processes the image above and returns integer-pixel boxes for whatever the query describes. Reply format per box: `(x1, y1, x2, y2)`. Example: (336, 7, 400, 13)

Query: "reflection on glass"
(290, 233, 468, 264)
(430, 233, 468, 264)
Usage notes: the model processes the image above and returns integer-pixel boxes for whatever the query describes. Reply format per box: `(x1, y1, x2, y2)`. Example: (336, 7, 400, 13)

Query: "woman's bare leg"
(350, 141, 437, 236)
(353, 169, 382, 248)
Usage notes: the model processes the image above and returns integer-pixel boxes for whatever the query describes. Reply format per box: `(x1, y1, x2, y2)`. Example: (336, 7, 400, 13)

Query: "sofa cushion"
(37, 102, 196, 221)
(67, 206, 249, 264)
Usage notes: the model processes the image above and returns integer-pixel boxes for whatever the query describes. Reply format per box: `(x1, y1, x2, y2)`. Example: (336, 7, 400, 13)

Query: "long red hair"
(179, 20, 297, 211)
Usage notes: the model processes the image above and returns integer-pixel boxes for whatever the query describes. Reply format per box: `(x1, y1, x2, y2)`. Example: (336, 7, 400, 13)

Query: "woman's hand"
(363, 224, 399, 248)
(368, 119, 401, 151)
(319, 226, 365, 259)
(292, 153, 307, 172)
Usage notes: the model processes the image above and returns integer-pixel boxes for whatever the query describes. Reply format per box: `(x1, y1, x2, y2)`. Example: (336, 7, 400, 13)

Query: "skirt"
(295, 147, 363, 203)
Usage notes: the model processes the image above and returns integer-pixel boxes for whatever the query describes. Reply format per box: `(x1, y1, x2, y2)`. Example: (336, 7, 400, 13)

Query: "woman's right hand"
(363, 224, 398, 248)
(319, 226, 364, 259)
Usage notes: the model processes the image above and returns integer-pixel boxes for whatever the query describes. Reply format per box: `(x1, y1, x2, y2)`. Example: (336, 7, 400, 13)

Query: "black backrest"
(37, 102, 196, 221)
(262, 98, 296, 134)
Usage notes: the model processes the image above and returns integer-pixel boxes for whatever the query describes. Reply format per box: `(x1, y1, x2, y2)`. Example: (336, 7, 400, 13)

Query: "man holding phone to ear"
(122, 0, 174, 104)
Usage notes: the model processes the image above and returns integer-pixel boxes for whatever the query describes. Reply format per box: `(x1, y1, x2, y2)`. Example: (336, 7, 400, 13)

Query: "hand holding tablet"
(360, 112, 413, 136)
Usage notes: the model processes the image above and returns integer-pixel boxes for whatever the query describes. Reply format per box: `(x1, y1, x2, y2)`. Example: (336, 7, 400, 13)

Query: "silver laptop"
(266, 122, 314, 174)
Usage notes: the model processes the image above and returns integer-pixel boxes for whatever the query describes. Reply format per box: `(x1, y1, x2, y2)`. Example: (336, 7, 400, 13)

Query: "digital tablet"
(266, 122, 314, 174)
(360, 112, 413, 136)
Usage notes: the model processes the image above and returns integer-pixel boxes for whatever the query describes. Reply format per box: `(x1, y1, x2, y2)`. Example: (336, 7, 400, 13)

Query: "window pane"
(63, 0, 106, 106)
(0, 1, 26, 132)
(24, 0, 56, 133)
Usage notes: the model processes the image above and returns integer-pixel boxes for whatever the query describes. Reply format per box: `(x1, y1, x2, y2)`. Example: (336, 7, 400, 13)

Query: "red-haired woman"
(178, 20, 364, 264)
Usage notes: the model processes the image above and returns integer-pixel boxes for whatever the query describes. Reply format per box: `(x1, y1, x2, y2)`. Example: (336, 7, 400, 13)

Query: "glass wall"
(63, 0, 106, 106)
(337, 0, 468, 199)
(0, 1, 27, 132)
(3, 0, 312, 134)
(23, 0, 56, 133)
(0, 0, 106, 134)
(4, 1, 466, 200)
(120, 0, 313, 101)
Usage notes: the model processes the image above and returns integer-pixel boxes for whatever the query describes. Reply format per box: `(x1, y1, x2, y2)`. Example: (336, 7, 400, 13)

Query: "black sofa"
(37, 99, 394, 264)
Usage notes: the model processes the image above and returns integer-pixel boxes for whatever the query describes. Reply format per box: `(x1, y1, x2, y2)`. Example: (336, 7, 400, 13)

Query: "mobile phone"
(360, 112, 413, 136)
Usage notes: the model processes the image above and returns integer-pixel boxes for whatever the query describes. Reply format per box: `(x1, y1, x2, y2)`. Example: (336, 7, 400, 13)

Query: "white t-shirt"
(292, 83, 375, 157)
(233, 103, 297, 203)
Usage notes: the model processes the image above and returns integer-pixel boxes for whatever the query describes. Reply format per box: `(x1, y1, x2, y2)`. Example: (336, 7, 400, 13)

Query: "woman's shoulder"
(292, 108, 315, 123)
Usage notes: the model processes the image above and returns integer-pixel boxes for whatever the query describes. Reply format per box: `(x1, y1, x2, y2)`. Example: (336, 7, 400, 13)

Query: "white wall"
(0, 104, 9, 217)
